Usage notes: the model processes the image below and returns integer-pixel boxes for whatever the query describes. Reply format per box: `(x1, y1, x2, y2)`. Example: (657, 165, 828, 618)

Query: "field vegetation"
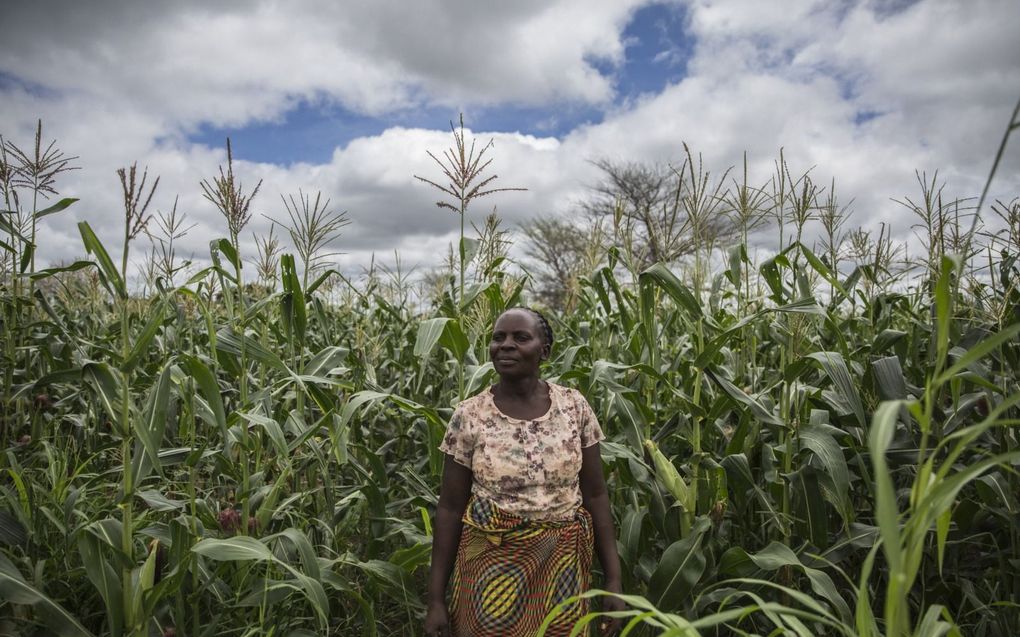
(0, 112, 1019, 636)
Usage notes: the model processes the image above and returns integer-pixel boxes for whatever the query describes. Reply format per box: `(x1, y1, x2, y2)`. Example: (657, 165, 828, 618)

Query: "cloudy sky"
(1, 0, 1018, 284)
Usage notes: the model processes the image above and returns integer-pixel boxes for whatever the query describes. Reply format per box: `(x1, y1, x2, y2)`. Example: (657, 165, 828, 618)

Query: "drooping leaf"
(872, 356, 909, 401)
(216, 327, 295, 377)
(303, 345, 348, 378)
(798, 423, 853, 525)
(82, 362, 126, 435)
(122, 300, 166, 372)
(78, 221, 126, 299)
(133, 362, 174, 479)
(706, 369, 783, 427)
(77, 532, 123, 637)
(192, 536, 274, 562)
(647, 517, 710, 610)
(238, 411, 288, 456)
(414, 317, 469, 362)
(0, 553, 96, 636)
(640, 263, 703, 320)
(807, 351, 866, 428)
(181, 355, 226, 435)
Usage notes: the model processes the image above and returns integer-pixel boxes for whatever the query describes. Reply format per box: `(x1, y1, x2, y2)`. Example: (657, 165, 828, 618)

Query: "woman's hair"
(506, 306, 554, 349)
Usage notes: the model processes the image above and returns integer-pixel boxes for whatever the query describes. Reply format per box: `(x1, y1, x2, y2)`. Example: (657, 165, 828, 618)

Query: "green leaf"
(933, 255, 958, 373)
(181, 355, 226, 435)
(706, 369, 783, 427)
(238, 411, 288, 457)
(807, 351, 866, 428)
(136, 490, 184, 512)
(133, 363, 174, 479)
(464, 362, 495, 397)
(122, 301, 166, 372)
(795, 241, 848, 300)
(914, 604, 959, 637)
(414, 317, 469, 361)
(77, 533, 123, 637)
(459, 236, 479, 268)
(719, 542, 852, 623)
(273, 527, 321, 580)
(34, 197, 79, 219)
(82, 362, 126, 436)
(460, 280, 499, 313)
(872, 356, 909, 401)
(798, 423, 852, 525)
(647, 518, 710, 610)
(389, 544, 432, 573)
(933, 323, 1020, 388)
(0, 214, 29, 244)
(212, 238, 240, 271)
(18, 241, 33, 274)
(620, 505, 646, 567)
(0, 553, 95, 636)
(936, 506, 951, 575)
(640, 262, 703, 320)
(873, 329, 907, 354)
(132, 542, 159, 624)
(869, 399, 908, 612)
(721, 453, 785, 534)
(280, 253, 307, 348)
(792, 465, 829, 547)
(759, 251, 793, 303)
(303, 345, 348, 378)
(725, 243, 747, 286)
(79, 221, 126, 299)
(216, 327, 295, 377)
(192, 536, 274, 562)
(0, 510, 27, 547)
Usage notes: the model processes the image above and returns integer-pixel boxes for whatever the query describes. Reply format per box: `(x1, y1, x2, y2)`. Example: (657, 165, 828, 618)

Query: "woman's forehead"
(493, 309, 539, 332)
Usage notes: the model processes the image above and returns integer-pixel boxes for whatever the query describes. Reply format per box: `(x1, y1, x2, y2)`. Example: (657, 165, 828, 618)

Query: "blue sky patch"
(0, 71, 63, 100)
(188, 102, 434, 165)
(615, 1, 693, 98)
(854, 109, 883, 125)
(188, 1, 696, 166)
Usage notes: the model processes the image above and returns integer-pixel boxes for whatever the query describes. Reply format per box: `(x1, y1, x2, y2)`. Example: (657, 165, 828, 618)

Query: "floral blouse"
(439, 382, 605, 521)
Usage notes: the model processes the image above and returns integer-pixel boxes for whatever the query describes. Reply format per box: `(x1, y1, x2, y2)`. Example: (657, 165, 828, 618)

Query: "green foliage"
(2, 127, 1020, 637)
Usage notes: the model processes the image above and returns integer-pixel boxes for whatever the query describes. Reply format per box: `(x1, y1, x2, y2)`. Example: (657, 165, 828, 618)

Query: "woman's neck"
(495, 376, 543, 400)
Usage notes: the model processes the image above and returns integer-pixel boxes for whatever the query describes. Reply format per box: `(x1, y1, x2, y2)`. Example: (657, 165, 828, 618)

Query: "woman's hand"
(424, 600, 450, 636)
(596, 581, 626, 636)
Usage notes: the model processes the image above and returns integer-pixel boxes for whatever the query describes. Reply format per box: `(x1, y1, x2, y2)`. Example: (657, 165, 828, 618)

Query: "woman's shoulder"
(547, 382, 589, 406)
(456, 389, 492, 414)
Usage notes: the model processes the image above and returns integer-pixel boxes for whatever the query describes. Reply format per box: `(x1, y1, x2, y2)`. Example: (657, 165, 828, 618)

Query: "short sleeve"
(438, 403, 475, 468)
(577, 392, 605, 448)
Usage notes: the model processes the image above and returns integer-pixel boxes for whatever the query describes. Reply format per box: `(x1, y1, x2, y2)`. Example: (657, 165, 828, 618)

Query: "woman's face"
(489, 309, 548, 379)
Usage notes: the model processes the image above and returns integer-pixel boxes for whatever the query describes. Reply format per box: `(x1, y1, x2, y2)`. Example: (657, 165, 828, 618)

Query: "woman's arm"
(424, 454, 473, 636)
(580, 442, 625, 634)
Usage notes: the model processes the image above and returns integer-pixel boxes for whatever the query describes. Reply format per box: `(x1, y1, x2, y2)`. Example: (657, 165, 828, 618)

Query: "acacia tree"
(584, 157, 739, 270)
(520, 216, 591, 312)
(521, 152, 745, 310)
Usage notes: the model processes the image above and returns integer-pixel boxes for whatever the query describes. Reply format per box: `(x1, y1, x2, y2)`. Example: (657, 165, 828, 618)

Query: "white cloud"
(0, 0, 649, 129)
(3, 0, 1019, 281)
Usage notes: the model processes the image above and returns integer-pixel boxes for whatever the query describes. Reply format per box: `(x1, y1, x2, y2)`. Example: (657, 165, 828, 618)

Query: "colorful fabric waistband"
(461, 496, 591, 546)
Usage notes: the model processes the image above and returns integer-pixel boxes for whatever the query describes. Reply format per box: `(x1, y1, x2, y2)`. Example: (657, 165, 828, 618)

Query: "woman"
(424, 307, 625, 636)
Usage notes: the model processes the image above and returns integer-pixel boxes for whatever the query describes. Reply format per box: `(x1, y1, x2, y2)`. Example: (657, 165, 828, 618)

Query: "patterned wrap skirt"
(449, 497, 594, 636)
